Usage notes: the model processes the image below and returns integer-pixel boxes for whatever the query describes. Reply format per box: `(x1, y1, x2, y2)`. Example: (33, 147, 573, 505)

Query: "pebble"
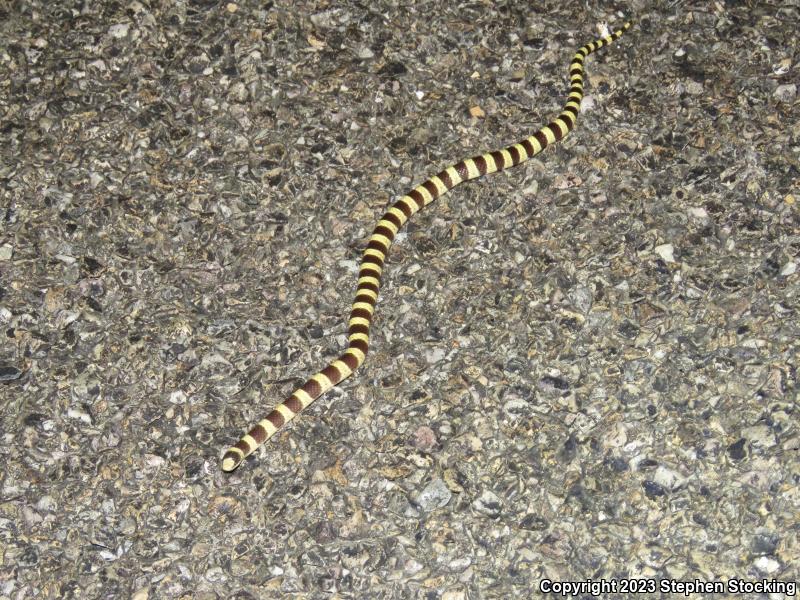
(413, 478, 452, 512)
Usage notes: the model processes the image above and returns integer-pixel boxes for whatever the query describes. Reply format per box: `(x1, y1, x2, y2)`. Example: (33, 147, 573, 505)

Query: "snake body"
(222, 22, 631, 472)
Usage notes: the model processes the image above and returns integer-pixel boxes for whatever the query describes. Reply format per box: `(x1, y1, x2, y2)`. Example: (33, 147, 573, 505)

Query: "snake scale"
(222, 22, 631, 472)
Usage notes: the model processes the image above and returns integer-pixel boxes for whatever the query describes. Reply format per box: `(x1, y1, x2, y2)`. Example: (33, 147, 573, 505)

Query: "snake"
(222, 21, 631, 472)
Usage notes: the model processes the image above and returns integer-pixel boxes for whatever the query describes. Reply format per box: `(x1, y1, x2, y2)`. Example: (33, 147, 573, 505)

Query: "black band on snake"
(222, 22, 632, 472)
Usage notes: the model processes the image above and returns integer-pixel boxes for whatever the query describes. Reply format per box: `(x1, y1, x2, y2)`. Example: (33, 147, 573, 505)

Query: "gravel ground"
(1, 1, 798, 598)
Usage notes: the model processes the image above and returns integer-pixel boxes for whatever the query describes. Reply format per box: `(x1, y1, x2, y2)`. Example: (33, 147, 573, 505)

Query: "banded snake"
(222, 21, 631, 472)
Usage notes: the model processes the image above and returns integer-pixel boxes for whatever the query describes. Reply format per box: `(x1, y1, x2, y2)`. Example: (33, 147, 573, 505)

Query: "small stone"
(168, 390, 188, 404)
(307, 34, 325, 49)
(413, 426, 437, 451)
(772, 58, 791, 75)
(654, 243, 675, 263)
(424, 347, 446, 364)
(108, 23, 129, 38)
(0, 365, 22, 381)
(643, 480, 667, 499)
(773, 83, 796, 103)
(753, 556, 780, 574)
(503, 397, 529, 416)
(442, 468, 466, 493)
(653, 466, 685, 490)
(356, 46, 374, 59)
(727, 438, 748, 460)
(469, 105, 485, 118)
(55, 254, 77, 265)
(472, 490, 502, 517)
(685, 80, 704, 95)
(413, 479, 452, 512)
(687, 206, 708, 220)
